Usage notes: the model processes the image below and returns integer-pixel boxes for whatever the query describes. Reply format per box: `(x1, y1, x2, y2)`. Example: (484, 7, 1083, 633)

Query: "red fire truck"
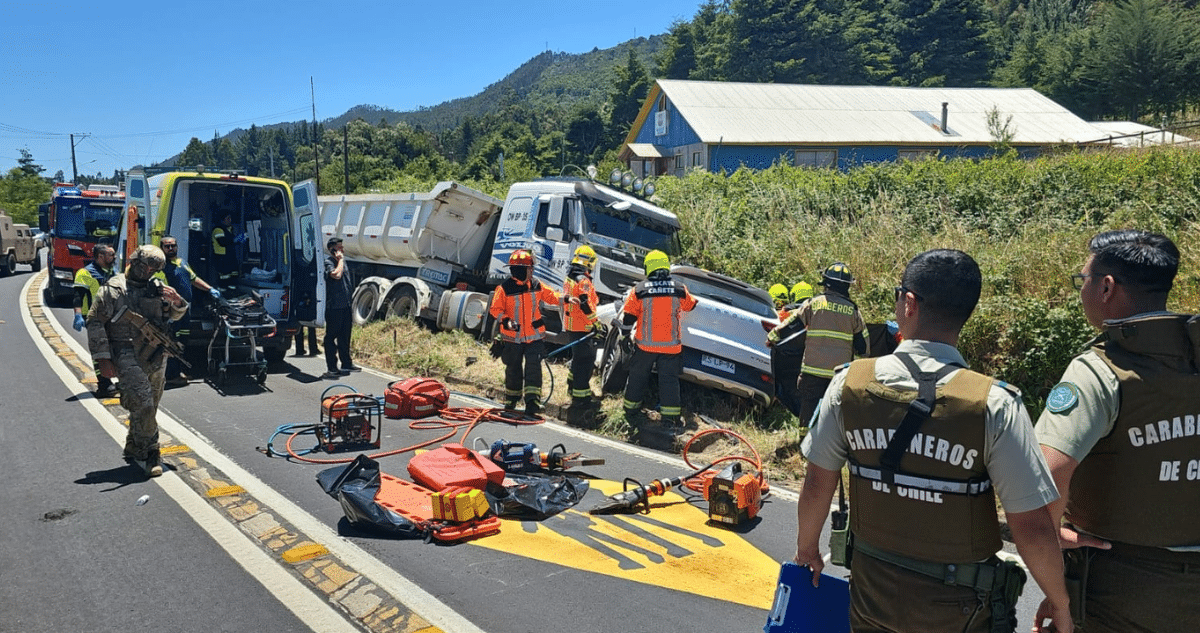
(39, 183, 126, 304)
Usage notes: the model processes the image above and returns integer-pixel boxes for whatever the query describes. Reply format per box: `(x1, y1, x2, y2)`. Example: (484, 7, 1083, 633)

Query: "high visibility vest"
(562, 267, 598, 332)
(841, 358, 1002, 563)
(73, 262, 114, 317)
(622, 276, 697, 354)
(489, 277, 560, 343)
(1070, 314, 1200, 547)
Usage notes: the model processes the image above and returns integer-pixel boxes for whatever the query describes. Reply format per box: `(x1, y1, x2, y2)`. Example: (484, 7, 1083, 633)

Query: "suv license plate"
(701, 354, 735, 374)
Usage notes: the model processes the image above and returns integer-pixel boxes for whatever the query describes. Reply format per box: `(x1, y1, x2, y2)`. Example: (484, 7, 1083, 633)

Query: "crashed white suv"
(594, 265, 778, 406)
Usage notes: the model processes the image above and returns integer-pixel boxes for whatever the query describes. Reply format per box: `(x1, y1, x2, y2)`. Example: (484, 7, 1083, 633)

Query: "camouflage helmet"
(130, 245, 166, 272)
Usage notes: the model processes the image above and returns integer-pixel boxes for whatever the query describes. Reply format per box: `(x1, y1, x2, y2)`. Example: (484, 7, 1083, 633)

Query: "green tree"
(606, 49, 652, 149)
(0, 150, 52, 224)
(179, 137, 213, 167)
(1079, 0, 1200, 119)
(658, 19, 698, 79)
(889, 0, 993, 86)
(691, 0, 734, 81)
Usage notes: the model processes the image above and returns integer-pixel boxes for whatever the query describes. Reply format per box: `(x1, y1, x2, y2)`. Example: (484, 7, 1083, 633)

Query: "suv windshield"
(674, 270, 777, 319)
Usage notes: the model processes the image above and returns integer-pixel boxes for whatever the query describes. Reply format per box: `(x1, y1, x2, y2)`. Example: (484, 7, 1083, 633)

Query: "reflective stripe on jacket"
(621, 276, 697, 354)
(562, 267, 599, 332)
(489, 277, 561, 343)
(799, 293, 865, 377)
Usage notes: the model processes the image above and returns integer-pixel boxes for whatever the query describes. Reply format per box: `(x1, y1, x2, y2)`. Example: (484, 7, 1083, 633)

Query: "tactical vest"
(801, 293, 861, 378)
(562, 267, 597, 332)
(842, 358, 1002, 563)
(1068, 313, 1200, 547)
(99, 276, 174, 363)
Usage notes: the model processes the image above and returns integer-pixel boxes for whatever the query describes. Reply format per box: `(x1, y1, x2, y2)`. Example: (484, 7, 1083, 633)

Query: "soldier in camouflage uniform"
(87, 245, 188, 477)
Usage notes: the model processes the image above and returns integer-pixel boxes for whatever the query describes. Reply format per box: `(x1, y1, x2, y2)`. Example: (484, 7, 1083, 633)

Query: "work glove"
(590, 321, 606, 336)
(210, 288, 222, 300)
(502, 319, 518, 332)
(73, 314, 85, 331)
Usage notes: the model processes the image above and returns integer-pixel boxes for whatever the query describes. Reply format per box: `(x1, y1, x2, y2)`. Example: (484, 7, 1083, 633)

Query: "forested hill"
(327, 36, 665, 133)
(159, 0, 1198, 194)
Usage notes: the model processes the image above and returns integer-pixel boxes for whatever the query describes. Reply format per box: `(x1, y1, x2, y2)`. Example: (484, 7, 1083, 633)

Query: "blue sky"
(1, 0, 700, 181)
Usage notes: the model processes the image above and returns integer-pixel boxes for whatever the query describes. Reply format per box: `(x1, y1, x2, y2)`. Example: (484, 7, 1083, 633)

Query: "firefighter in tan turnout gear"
(87, 245, 189, 477)
(793, 249, 1071, 633)
(1036, 229, 1199, 632)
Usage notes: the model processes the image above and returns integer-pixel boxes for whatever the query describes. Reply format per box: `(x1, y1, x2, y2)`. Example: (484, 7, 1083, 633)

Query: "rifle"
(112, 305, 191, 369)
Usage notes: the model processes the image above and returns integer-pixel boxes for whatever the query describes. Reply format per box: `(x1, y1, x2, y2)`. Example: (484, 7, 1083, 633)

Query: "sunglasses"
(894, 286, 924, 302)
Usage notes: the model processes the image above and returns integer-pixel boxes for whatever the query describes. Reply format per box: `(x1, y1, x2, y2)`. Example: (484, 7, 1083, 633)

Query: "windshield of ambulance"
(55, 200, 123, 241)
(580, 197, 680, 256)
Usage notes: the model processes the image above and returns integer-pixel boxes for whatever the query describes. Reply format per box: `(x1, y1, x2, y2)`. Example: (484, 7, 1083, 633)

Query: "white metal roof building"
(620, 79, 1105, 175)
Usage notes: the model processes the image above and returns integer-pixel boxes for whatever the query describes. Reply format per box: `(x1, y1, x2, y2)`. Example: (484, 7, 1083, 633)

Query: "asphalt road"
(2, 256, 1050, 633)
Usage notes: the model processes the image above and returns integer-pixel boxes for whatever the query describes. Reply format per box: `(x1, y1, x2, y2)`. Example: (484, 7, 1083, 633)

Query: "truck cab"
(41, 184, 125, 303)
(488, 177, 681, 303)
(123, 167, 321, 361)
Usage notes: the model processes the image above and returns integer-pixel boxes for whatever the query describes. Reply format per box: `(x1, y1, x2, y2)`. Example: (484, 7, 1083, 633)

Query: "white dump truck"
(319, 176, 681, 339)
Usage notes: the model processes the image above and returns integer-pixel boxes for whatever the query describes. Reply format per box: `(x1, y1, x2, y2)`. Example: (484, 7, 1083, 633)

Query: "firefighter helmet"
(791, 281, 814, 302)
(643, 250, 670, 275)
(822, 262, 854, 286)
(571, 245, 597, 270)
(768, 283, 789, 307)
(507, 249, 534, 267)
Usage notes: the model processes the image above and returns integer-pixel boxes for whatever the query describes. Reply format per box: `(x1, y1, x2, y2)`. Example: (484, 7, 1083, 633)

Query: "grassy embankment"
(351, 147, 1200, 484)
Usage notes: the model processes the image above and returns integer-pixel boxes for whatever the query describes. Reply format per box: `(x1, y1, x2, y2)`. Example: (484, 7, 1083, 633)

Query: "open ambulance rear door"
(292, 180, 325, 327)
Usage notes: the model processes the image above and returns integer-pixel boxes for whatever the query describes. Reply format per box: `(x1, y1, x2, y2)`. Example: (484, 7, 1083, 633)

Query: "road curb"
(25, 271, 449, 633)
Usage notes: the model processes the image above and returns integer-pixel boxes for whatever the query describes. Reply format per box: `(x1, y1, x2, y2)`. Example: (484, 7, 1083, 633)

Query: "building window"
(674, 153, 684, 170)
(898, 149, 939, 162)
(794, 149, 837, 169)
(692, 151, 702, 167)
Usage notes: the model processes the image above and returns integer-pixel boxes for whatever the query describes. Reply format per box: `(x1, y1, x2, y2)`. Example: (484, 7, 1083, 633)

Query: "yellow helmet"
(643, 250, 670, 275)
(790, 281, 814, 302)
(571, 245, 597, 270)
(768, 283, 789, 307)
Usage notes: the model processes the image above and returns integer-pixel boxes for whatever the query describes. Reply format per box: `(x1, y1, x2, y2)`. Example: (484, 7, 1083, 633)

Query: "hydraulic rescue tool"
(318, 385, 383, 452)
(589, 465, 712, 515)
(703, 461, 763, 525)
(486, 440, 605, 474)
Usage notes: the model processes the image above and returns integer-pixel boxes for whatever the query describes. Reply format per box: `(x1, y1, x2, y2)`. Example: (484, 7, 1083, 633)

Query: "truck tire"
(351, 284, 379, 325)
(31, 250, 42, 272)
(599, 326, 631, 394)
(2, 252, 15, 277)
(386, 286, 419, 321)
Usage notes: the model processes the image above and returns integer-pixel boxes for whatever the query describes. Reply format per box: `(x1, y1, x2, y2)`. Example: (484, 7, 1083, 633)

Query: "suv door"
(292, 180, 325, 327)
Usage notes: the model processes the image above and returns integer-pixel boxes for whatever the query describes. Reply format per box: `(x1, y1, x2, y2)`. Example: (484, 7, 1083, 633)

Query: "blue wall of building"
(708, 144, 1044, 173)
(632, 102, 700, 147)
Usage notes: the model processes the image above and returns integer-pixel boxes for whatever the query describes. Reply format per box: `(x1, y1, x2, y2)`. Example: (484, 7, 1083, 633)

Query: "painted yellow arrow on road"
(470, 479, 781, 609)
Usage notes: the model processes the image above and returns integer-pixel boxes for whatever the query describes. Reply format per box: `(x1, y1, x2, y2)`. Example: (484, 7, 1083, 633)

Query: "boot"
(524, 398, 542, 416)
(132, 452, 163, 478)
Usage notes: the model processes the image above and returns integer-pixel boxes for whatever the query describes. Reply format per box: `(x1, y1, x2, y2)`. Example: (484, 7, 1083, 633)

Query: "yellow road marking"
(471, 479, 779, 609)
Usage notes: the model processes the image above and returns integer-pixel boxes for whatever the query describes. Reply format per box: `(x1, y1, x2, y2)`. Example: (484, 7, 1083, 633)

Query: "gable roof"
(628, 79, 1102, 147)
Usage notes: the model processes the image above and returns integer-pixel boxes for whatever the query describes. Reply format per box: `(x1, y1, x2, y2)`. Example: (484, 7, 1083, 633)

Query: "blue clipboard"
(764, 562, 851, 633)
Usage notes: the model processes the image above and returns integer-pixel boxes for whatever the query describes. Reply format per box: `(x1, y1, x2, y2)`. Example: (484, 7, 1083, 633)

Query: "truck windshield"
(580, 198, 680, 255)
(55, 200, 123, 241)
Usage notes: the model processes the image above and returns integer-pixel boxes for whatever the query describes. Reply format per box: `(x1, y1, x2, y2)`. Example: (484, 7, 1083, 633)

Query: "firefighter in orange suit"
(563, 245, 603, 417)
(488, 249, 561, 415)
(620, 250, 697, 427)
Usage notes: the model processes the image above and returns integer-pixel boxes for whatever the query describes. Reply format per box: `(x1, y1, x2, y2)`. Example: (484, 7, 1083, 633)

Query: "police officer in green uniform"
(87, 245, 188, 477)
(794, 249, 1072, 633)
(1036, 229, 1198, 632)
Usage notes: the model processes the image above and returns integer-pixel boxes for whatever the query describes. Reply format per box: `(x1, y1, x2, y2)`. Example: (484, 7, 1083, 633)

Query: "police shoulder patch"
(992, 379, 1023, 399)
(1045, 382, 1080, 414)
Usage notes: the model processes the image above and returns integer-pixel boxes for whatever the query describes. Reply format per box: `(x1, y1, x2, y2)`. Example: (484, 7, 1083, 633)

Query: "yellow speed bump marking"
(282, 543, 329, 564)
(470, 479, 779, 609)
(205, 485, 245, 498)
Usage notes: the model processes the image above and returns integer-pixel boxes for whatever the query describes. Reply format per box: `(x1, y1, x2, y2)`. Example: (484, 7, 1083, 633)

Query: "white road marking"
(24, 274, 487, 633)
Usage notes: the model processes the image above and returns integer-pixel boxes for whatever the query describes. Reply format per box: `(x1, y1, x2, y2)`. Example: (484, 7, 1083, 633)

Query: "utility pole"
(311, 77, 320, 193)
(69, 133, 87, 183)
(343, 125, 350, 195)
